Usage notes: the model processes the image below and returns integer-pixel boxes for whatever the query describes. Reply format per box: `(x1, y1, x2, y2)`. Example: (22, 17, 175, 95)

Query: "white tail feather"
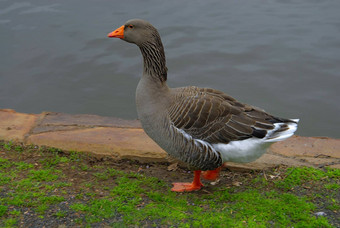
(214, 118, 299, 163)
(264, 119, 299, 142)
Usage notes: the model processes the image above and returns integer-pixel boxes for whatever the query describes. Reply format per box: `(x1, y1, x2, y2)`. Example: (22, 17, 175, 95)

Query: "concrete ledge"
(1, 109, 339, 170)
(27, 127, 167, 161)
(0, 109, 38, 141)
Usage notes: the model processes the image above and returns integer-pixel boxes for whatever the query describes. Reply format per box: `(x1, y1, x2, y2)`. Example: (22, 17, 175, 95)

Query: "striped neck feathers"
(139, 38, 167, 83)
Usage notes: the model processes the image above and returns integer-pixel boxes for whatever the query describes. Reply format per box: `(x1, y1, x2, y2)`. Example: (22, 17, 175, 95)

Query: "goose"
(108, 19, 299, 192)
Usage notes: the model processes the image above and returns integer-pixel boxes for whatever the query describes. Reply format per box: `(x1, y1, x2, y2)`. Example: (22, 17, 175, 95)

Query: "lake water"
(1, 0, 339, 138)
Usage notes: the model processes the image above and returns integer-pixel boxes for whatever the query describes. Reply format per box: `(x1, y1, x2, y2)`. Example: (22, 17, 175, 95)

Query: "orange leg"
(171, 170, 203, 192)
(202, 167, 222, 181)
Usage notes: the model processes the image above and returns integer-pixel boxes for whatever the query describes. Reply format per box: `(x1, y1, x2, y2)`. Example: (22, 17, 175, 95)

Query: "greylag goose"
(108, 19, 299, 192)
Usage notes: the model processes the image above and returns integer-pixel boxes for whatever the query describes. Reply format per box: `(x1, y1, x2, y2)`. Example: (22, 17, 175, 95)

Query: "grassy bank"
(0, 140, 339, 227)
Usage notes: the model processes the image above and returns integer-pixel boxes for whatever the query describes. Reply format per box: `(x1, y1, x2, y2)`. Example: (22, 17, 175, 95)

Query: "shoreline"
(1, 109, 339, 170)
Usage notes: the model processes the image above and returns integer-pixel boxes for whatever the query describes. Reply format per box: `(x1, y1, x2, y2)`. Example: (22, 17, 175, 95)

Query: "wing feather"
(168, 86, 293, 144)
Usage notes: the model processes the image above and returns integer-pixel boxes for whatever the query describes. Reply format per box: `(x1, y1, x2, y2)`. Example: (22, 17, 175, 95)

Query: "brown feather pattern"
(168, 86, 294, 145)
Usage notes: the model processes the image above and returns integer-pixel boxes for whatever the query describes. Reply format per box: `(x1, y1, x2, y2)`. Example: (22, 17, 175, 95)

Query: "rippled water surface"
(1, 0, 339, 137)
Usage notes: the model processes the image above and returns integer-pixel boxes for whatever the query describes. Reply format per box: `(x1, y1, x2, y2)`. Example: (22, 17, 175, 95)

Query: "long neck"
(139, 38, 167, 83)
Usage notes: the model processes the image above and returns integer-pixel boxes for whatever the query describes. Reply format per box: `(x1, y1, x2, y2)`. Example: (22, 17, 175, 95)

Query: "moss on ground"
(0, 140, 339, 227)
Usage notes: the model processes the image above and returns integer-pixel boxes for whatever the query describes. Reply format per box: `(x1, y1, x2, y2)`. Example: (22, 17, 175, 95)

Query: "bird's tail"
(265, 119, 299, 142)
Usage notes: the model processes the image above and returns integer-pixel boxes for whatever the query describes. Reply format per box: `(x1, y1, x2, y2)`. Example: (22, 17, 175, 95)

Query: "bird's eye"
(128, 25, 134, 29)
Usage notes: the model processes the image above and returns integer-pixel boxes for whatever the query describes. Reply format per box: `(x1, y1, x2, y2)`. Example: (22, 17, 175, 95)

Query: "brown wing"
(168, 86, 285, 144)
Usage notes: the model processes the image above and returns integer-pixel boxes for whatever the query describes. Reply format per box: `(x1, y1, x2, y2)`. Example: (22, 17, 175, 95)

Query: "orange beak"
(108, 25, 124, 38)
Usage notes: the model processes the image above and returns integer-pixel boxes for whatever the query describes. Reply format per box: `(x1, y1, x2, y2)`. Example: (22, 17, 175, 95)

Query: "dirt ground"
(0, 141, 339, 227)
(1, 143, 269, 193)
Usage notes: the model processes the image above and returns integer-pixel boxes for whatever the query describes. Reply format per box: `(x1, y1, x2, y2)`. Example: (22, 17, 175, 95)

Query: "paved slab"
(31, 112, 141, 134)
(270, 136, 340, 158)
(1, 109, 339, 170)
(0, 109, 38, 141)
(27, 127, 167, 162)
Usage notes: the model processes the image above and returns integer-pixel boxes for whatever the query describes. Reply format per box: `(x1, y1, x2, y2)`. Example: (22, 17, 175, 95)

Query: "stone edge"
(0, 109, 339, 170)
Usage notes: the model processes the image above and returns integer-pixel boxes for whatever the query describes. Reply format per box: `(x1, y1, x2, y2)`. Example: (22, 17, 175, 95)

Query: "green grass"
(55, 210, 67, 218)
(3, 141, 13, 151)
(0, 141, 339, 227)
(67, 181, 334, 227)
(69, 167, 338, 227)
(0, 205, 8, 217)
(275, 167, 340, 190)
(0, 154, 68, 224)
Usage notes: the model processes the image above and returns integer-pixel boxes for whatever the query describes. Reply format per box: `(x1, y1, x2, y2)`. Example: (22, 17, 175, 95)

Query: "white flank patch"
(214, 119, 299, 163)
(175, 126, 192, 141)
(213, 138, 269, 163)
(173, 124, 219, 156)
(171, 119, 299, 164)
